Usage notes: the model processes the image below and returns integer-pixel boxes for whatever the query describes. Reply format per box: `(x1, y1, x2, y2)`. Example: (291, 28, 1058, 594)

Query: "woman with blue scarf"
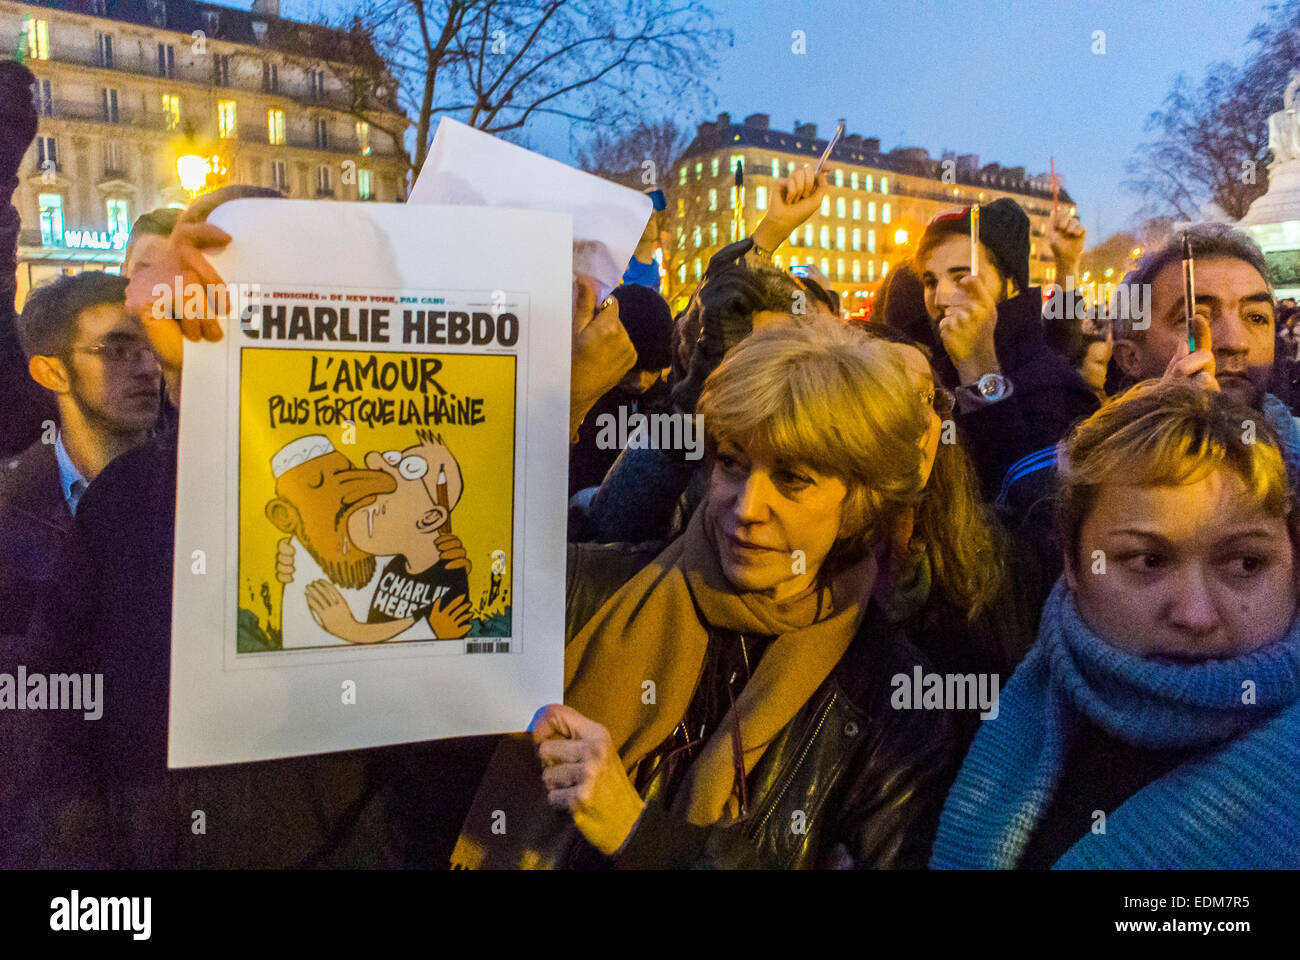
(932, 381, 1300, 868)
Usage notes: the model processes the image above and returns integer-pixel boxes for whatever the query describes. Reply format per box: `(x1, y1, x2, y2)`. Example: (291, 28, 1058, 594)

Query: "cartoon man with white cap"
(270, 431, 475, 646)
(265, 433, 396, 648)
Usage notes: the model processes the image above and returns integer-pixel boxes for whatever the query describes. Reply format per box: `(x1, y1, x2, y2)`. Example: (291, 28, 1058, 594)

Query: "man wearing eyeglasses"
(0, 271, 160, 634)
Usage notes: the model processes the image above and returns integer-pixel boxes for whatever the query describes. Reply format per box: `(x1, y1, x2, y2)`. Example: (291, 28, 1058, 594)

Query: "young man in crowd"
(914, 198, 1099, 502)
(122, 207, 183, 279)
(0, 273, 161, 635)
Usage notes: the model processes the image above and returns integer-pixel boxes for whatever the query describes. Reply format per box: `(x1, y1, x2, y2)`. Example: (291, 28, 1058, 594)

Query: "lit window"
(852, 228, 861, 251)
(771, 158, 779, 178)
(711, 157, 719, 177)
(695, 162, 702, 180)
(356, 120, 371, 155)
(821, 257, 830, 276)
(161, 94, 180, 131)
(677, 198, 684, 218)
(217, 100, 237, 139)
(852, 260, 861, 282)
(106, 198, 130, 238)
(852, 199, 861, 221)
(850, 172, 859, 190)
(774, 255, 782, 268)
(865, 174, 873, 192)
(756, 186, 767, 210)
(867, 261, 875, 282)
(710, 222, 718, 245)
(836, 197, 846, 218)
(38, 193, 64, 246)
(678, 263, 686, 285)
(837, 258, 845, 279)
(693, 258, 702, 279)
(693, 226, 701, 248)
(882, 203, 891, 224)
(789, 231, 797, 247)
(708, 188, 717, 211)
(820, 196, 830, 216)
(836, 227, 845, 250)
(820, 226, 829, 249)
(881, 261, 889, 278)
(358, 169, 373, 200)
(730, 154, 743, 174)
(678, 167, 686, 186)
(803, 224, 813, 247)
(881, 177, 889, 194)
(267, 109, 285, 145)
(787, 161, 795, 175)
(868, 229, 876, 253)
(789, 256, 799, 267)
(28, 20, 50, 61)
(834, 169, 843, 187)
(868, 202, 876, 222)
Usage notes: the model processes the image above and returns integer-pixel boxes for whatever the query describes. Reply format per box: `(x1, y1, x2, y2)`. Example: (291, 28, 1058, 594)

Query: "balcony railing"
(32, 49, 405, 118)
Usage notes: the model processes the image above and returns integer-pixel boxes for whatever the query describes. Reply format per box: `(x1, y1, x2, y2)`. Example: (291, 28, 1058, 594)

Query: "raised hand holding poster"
(167, 200, 570, 768)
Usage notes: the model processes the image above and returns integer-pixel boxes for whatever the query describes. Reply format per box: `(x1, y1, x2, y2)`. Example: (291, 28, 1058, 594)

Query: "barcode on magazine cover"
(466, 641, 511, 653)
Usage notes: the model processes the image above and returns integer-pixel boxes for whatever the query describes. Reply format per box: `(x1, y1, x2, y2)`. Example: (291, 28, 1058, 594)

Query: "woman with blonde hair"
(454, 314, 962, 869)
(933, 382, 1300, 868)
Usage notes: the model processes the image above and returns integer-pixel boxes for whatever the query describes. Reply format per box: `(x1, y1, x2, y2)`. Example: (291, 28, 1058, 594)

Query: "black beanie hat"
(611, 282, 673, 372)
(920, 197, 1030, 294)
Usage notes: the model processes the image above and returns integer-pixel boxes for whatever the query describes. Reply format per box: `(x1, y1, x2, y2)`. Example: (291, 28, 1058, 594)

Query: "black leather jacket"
(564, 541, 961, 869)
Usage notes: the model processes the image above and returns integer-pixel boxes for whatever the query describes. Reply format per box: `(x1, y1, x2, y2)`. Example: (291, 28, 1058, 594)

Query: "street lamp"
(894, 228, 908, 246)
(177, 154, 209, 198)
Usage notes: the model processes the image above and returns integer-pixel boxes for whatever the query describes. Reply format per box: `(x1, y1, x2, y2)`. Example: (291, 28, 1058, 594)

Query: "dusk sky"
(275, 0, 1276, 244)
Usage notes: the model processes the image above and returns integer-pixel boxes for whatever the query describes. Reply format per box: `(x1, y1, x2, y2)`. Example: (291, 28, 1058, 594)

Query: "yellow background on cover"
(237, 348, 516, 638)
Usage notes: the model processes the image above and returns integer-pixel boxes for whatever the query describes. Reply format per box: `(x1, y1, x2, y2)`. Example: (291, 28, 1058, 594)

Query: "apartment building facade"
(666, 113, 1074, 316)
(5, 0, 410, 304)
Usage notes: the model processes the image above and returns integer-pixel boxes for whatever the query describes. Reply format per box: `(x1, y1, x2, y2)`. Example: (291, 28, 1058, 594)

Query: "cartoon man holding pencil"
(287, 429, 474, 643)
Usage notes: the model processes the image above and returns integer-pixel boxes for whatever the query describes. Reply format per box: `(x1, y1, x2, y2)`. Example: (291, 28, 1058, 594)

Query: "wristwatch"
(956, 372, 1012, 411)
(743, 235, 773, 263)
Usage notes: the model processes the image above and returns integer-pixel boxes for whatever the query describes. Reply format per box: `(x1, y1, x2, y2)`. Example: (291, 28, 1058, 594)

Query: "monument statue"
(1268, 72, 1300, 164)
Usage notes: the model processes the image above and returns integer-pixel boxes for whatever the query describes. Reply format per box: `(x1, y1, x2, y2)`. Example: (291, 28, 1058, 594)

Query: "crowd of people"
(2, 59, 1297, 869)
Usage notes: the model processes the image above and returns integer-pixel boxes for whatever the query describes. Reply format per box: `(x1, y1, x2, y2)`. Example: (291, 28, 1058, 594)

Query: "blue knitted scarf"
(931, 579, 1300, 869)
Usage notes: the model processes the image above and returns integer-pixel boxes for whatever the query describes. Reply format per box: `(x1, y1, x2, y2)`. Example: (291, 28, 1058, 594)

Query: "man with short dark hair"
(0, 272, 161, 634)
(1109, 222, 1299, 467)
(123, 207, 183, 277)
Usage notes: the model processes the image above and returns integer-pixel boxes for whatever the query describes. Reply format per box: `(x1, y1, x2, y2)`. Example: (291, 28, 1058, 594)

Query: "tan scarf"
(452, 505, 876, 867)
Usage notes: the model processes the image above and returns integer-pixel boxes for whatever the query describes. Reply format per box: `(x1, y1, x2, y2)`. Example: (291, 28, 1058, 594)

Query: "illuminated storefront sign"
(60, 229, 127, 250)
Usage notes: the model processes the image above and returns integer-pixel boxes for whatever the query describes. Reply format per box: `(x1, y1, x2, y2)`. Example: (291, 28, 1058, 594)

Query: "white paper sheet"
(409, 117, 651, 300)
(167, 199, 570, 767)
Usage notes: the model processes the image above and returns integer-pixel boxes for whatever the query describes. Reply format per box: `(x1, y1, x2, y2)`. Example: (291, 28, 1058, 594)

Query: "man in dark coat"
(913, 199, 1098, 502)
